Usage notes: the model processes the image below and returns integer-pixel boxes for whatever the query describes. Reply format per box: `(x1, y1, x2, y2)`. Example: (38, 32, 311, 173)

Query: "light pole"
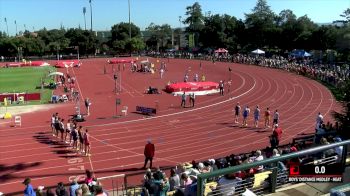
(89, 0, 93, 32)
(128, 0, 131, 40)
(15, 20, 17, 35)
(83, 7, 87, 30)
(128, 0, 132, 56)
(178, 16, 182, 49)
(4, 18, 8, 36)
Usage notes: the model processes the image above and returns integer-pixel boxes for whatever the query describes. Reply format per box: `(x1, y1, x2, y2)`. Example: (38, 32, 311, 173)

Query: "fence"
(197, 139, 350, 195)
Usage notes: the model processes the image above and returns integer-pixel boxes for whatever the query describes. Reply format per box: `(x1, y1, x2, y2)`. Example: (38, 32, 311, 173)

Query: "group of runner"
(233, 102, 280, 128)
(51, 113, 91, 156)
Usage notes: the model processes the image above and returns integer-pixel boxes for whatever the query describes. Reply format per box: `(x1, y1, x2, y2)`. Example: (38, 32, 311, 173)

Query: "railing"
(197, 139, 350, 195)
(97, 174, 125, 196)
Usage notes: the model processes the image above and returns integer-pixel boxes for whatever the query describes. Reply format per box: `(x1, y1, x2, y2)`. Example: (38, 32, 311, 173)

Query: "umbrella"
(48, 72, 64, 77)
(251, 49, 265, 54)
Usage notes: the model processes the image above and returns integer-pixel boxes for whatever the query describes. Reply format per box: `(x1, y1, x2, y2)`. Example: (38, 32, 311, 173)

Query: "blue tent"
(290, 50, 312, 58)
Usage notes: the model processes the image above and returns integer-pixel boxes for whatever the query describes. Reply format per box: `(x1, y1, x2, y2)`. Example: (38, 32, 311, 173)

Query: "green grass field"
(0, 66, 56, 104)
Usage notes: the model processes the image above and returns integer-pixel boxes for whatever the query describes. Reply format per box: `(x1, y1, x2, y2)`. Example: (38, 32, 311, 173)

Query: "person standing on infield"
(181, 92, 187, 108)
(85, 98, 91, 116)
(143, 140, 155, 169)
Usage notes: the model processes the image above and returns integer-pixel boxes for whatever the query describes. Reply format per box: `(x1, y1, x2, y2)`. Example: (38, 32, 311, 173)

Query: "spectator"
(316, 112, 324, 128)
(94, 185, 107, 196)
(85, 169, 95, 185)
(75, 188, 83, 196)
(70, 179, 80, 196)
(180, 173, 193, 189)
(252, 150, 264, 172)
(272, 149, 280, 157)
(217, 173, 242, 196)
(46, 188, 55, 196)
(143, 140, 155, 169)
(169, 168, 180, 191)
(334, 137, 343, 160)
(81, 183, 91, 196)
(36, 186, 45, 196)
(23, 177, 36, 196)
(55, 182, 68, 196)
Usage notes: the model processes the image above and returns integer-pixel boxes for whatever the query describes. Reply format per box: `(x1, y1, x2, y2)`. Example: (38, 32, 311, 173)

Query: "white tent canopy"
(251, 49, 265, 54)
(48, 72, 64, 77)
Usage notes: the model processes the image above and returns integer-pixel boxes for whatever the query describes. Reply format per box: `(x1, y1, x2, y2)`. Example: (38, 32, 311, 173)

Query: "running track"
(0, 58, 338, 194)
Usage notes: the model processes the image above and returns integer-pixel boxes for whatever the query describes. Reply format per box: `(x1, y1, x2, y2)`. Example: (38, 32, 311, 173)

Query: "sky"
(0, 0, 349, 36)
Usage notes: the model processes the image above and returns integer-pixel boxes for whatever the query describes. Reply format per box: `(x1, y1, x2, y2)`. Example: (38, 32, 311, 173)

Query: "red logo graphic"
(289, 164, 300, 175)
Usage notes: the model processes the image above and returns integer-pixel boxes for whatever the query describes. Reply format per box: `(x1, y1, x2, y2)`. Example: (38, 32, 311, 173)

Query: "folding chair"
(121, 106, 128, 116)
(15, 116, 21, 127)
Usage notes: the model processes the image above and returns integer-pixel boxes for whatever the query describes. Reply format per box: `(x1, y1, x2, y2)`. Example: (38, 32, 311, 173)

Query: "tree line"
(0, 0, 349, 61)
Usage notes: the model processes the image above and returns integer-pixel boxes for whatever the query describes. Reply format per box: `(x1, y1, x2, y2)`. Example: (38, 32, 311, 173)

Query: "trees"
(184, 2, 204, 47)
(200, 14, 237, 51)
(65, 28, 98, 55)
(110, 22, 144, 53)
(146, 23, 172, 51)
(244, 0, 277, 49)
(333, 80, 350, 138)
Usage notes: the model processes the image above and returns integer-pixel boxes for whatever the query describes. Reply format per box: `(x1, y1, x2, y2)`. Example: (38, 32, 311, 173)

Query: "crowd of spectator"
(21, 170, 109, 196)
(151, 51, 349, 90)
(139, 126, 345, 196)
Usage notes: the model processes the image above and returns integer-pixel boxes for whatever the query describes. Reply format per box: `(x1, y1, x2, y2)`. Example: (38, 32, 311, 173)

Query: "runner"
(84, 129, 91, 156)
(51, 114, 56, 137)
(234, 102, 241, 124)
(273, 109, 280, 127)
(264, 107, 271, 128)
(64, 119, 72, 144)
(242, 106, 250, 127)
(54, 114, 60, 137)
(78, 126, 84, 154)
(84, 98, 91, 116)
(253, 105, 261, 128)
(71, 126, 78, 150)
(59, 119, 65, 142)
(160, 68, 164, 79)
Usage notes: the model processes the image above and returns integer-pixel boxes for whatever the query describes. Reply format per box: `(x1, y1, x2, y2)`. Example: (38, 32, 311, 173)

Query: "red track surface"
(0, 58, 339, 194)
